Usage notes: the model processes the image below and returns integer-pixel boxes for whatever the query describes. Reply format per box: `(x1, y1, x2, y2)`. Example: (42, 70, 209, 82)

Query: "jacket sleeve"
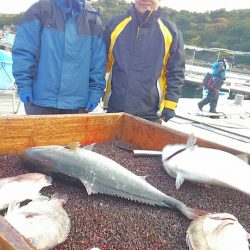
(103, 21, 112, 73)
(88, 16, 107, 104)
(12, 3, 41, 95)
(164, 28, 185, 110)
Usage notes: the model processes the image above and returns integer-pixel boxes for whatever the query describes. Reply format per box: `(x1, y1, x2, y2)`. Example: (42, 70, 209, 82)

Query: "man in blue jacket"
(103, 0, 185, 123)
(198, 57, 227, 113)
(12, 0, 107, 115)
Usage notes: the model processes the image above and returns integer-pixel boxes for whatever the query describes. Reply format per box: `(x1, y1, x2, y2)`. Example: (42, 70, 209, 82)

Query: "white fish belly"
(167, 147, 250, 194)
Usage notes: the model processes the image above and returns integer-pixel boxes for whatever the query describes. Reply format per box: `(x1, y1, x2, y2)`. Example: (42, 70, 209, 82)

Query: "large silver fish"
(4, 194, 70, 250)
(162, 134, 250, 195)
(0, 173, 52, 210)
(21, 143, 206, 220)
(186, 213, 250, 250)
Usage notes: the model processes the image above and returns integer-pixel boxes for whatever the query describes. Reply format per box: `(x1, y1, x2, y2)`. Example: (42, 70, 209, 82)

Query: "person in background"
(12, 0, 106, 115)
(198, 57, 227, 113)
(103, 0, 185, 123)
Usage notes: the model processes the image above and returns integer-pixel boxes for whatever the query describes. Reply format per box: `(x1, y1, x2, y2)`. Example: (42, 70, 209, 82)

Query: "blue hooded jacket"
(12, 0, 106, 109)
(212, 60, 227, 80)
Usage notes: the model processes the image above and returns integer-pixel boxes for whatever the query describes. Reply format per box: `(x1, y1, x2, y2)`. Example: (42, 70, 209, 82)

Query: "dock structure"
(184, 45, 250, 99)
(185, 66, 250, 100)
(163, 97, 250, 155)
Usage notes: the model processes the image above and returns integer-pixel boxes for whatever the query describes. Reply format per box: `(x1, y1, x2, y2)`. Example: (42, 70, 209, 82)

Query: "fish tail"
(183, 207, 209, 220)
(163, 198, 208, 220)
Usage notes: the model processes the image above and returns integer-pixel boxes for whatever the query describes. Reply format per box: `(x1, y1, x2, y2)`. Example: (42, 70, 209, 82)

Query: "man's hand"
(85, 101, 98, 112)
(160, 108, 175, 122)
(20, 93, 33, 105)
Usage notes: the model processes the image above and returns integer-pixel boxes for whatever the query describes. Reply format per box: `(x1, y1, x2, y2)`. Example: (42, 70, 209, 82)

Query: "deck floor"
(0, 93, 25, 115)
(164, 97, 250, 155)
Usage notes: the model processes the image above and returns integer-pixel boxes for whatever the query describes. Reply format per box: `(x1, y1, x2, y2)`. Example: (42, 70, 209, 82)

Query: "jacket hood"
(53, 0, 85, 14)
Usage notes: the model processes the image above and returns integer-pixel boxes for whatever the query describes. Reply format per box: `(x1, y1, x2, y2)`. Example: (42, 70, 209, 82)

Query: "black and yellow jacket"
(104, 6, 185, 121)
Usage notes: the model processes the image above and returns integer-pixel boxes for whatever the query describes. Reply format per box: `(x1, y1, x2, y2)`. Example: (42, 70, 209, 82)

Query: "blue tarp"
(0, 49, 14, 90)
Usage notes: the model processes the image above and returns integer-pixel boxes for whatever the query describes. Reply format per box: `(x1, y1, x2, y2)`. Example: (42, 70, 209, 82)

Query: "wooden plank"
(0, 216, 35, 250)
(121, 114, 188, 150)
(0, 112, 249, 162)
(121, 114, 250, 161)
(0, 113, 123, 154)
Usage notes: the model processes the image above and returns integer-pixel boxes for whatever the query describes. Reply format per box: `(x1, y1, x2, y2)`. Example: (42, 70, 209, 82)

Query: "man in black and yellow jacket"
(103, 0, 185, 123)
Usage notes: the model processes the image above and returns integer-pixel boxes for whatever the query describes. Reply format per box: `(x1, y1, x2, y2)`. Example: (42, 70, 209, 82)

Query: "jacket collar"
(129, 4, 162, 25)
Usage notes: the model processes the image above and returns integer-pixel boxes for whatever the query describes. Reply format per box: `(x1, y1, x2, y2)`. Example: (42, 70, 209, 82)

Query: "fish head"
(20, 173, 52, 188)
(162, 144, 186, 162)
(162, 144, 186, 176)
(21, 145, 84, 186)
(21, 146, 65, 176)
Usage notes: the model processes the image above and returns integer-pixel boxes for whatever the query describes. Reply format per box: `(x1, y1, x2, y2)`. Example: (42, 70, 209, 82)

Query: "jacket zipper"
(136, 10, 153, 40)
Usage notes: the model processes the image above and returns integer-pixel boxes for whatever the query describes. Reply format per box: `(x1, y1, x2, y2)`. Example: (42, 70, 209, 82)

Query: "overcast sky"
(0, 0, 250, 14)
(162, 0, 250, 12)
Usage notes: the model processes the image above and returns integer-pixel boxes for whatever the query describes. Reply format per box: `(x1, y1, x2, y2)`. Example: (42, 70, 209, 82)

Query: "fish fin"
(80, 179, 96, 195)
(80, 180, 161, 206)
(212, 221, 236, 236)
(186, 133, 197, 151)
(24, 212, 45, 218)
(50, 193, 68, 204)
(186, 207, 209, 220)
(35, 194, 50, 200)
(6, 201, 20, 215)
(45, 175, 53, 186)
(139, 175, 148, 180)
(181, 206, 209, 220)
(0, 175, 30, 187)
(81, 143, 96, 151)
(175, 174, 184, 189)
(247, 233, 250, 240)
(236, 153, 249, 164)
(64, 142, 81, 151)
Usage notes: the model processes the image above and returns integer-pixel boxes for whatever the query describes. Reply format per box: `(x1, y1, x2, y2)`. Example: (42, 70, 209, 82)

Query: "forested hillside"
(95, 1, 250, 66)
(1, 0, 250, 55)
(91, 1, 250, 53)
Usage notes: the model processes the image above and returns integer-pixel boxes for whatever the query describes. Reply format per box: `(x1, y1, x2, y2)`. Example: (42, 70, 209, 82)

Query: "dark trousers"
(24, 103, 87, 115)
(106, 109, 161, 124)
(198, 88, 219, 113)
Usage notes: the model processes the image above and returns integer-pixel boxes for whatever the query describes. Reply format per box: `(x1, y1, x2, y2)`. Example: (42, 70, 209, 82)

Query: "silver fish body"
(186, 213, 250, 250)
(4, 195, 70, 250)
(162, 134, 250, 195)
(0, 173, 52, 210)
(21, 145, 206, 219)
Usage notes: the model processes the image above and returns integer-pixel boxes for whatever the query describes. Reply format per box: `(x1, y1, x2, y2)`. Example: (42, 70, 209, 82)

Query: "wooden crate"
(0, 113, 249, 159)
(0, 112, 249, 249)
